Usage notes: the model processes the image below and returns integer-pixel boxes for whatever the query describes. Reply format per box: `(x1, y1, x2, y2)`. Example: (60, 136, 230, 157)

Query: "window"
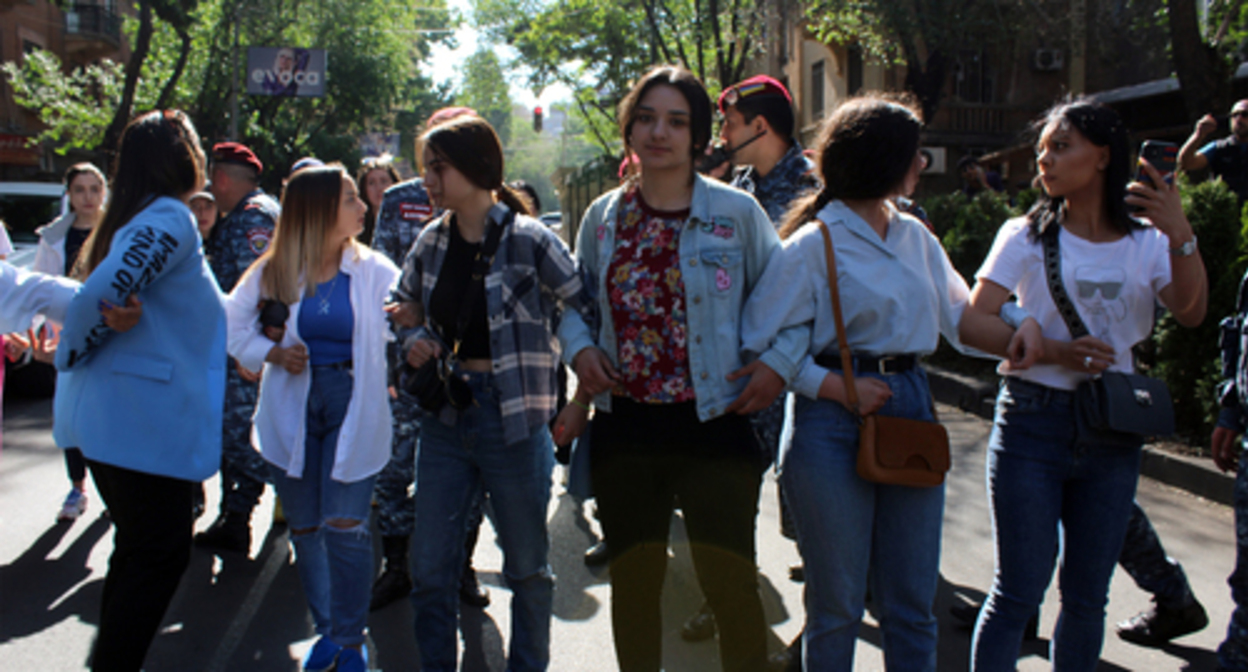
(954, 49, 994, 104)
(848, 45, 863, 95)
(811, 60, 825, 121)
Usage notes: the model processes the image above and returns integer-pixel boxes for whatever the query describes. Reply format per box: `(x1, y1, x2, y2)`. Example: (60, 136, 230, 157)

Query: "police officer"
(369, 106, 492, 611)
(683, 75, 820, 647)
(195, 142, 279, 554)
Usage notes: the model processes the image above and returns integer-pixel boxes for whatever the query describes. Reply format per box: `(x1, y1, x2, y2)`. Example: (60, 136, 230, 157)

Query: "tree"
(1, 50, 124, 154)
(505, 101, 602, 211)
(1166, 0, 1240, 121)
(472, 0, 772, 153)
(802, 0, 1037, 123)
(3, 0, 452, 178)
(459, 48, 514, 145)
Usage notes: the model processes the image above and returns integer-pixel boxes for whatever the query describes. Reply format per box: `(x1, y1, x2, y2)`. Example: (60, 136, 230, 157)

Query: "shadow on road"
(0, 515, 109, 646)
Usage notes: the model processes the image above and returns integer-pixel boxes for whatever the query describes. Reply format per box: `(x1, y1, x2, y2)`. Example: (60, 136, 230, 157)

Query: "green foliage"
(505, 102, 605, 212)
(1, 50, 125, 154)
(472, 0, 771, 153)
(460, 49, 514, 146)
(925, 190, 1020, 282)
(1150, 179, 1246, 445)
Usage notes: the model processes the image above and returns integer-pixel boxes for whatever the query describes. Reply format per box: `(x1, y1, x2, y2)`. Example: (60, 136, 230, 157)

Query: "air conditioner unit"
(1033, 48, 1064, 72)
(920, 147, 946, 175)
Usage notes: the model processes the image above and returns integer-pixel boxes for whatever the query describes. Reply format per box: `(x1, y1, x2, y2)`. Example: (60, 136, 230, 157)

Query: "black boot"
(370, 535, 412, 611)
(194, 510, 251, 553)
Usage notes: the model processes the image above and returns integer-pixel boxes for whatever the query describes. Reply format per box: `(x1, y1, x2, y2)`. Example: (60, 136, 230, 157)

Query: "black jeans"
(86, 459, 194, 672)
(590, 400, 768, 672)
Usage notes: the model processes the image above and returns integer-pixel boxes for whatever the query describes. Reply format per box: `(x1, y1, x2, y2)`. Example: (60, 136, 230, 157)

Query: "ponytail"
(778, 189, 834, 240)
(497, 184, 533, 217)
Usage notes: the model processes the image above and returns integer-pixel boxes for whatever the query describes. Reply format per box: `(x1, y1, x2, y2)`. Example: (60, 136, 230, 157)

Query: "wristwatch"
(1170, 235, 1198, 257)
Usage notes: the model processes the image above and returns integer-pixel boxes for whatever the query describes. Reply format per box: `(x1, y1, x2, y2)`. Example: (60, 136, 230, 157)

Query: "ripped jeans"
(267, 366, 377, 648)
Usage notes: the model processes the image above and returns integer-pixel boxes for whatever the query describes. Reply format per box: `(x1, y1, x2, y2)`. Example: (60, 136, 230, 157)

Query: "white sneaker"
(57, 489, 87, 522)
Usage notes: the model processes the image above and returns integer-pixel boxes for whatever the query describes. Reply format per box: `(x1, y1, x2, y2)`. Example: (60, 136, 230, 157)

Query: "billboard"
(246, 47, 326, 98)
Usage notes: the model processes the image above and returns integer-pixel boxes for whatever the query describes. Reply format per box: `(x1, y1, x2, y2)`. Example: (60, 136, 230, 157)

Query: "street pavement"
(0, 396, 1238, 671)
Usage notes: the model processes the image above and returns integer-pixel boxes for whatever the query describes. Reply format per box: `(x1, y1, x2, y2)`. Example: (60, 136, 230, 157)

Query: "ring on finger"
(1084, 355, 1093, 369)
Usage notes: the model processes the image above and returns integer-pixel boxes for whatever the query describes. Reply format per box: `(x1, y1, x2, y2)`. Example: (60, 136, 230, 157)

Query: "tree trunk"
(100, 0, 154, 156)
(904, 47, 947, 124)
(155, 27, 191, 111)
(1168, 0, 1231, 122)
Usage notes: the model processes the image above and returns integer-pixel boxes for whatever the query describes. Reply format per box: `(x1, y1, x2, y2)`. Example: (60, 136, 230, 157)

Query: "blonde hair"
(245, 164, 357, 305)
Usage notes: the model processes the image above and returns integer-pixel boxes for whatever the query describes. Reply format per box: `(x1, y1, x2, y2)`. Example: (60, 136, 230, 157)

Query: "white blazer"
(226, 244, 400, 483)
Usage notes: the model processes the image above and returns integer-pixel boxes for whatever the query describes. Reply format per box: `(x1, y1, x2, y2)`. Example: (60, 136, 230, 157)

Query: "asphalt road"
(0, 397, 1238, 671)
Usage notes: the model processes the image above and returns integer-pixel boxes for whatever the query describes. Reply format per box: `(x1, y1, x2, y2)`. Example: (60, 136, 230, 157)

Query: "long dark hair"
(78, 110, 204, 278)
(616, 64, 713, 183)
(1026, 98, 1140, 239)
(779, 94, 923, 239)
(419, 116, 531, 216)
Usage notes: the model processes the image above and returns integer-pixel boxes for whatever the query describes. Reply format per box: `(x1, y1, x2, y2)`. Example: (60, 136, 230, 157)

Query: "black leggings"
(64, 447, 86, 483)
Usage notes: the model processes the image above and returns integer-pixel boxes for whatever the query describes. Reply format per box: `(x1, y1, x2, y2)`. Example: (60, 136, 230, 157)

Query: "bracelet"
(571, 397, 592, 412)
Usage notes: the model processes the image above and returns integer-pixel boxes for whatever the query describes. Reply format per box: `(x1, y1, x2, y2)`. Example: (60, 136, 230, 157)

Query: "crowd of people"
(7, 62, 1248, 672)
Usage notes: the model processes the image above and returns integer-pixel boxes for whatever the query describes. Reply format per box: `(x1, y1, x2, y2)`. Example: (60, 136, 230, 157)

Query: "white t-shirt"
(976, 216, 1172, 391)
(0, 226, 12, 259)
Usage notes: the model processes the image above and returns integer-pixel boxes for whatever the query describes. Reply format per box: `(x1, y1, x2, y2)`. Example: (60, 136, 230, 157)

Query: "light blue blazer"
(54, 196, 226, 482)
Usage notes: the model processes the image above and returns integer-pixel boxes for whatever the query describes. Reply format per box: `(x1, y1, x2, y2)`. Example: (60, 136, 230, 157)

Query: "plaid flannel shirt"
(393, 202, 592, 445)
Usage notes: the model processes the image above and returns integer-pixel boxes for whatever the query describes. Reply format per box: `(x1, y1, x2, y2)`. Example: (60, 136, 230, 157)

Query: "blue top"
(53, 196, 226, 482)
(298, 271, 353, 365)
(1198, 137, 1248, 200)
(741, 199, 974, 399)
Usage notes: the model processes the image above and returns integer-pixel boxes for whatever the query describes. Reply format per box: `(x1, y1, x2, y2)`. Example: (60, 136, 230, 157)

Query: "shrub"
(924, 190, 1021, 281)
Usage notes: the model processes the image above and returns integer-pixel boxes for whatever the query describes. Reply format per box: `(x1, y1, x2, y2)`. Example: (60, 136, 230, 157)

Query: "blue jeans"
(410, 371, 554, 672)
(1219, 441, 1248, 671)
(267, 366, 377, 648)
(972, 378, 1141, 672)
(780, 367, 943, 672)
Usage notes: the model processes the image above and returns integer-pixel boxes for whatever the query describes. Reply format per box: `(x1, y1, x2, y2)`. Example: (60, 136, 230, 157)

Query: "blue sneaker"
(302, 637, 341, 672)
(335, 647, 369, 672)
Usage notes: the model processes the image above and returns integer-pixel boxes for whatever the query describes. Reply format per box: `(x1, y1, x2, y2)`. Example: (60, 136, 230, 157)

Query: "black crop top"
(427, 219, 491, 359)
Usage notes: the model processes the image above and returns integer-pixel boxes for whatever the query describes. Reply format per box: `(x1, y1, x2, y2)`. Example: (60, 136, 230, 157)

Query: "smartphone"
(1135, 140, 1178, 188)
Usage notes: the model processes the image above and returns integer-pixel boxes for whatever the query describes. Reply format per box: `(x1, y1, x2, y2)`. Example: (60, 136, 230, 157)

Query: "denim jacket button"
(695, 335, 702, 344)
(700, 371, 709, 380)
(693, 295, 702, 304)
(689, 258, 698, 266)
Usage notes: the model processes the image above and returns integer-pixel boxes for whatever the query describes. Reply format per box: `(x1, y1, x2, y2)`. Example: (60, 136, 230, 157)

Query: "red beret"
(212, 142, 263, 175)
(718, 75, 793, 114)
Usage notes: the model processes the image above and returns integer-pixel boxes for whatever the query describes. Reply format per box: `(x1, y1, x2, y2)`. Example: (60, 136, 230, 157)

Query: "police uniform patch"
(401, 203, 433, 221)
(246, 227, 272, 255)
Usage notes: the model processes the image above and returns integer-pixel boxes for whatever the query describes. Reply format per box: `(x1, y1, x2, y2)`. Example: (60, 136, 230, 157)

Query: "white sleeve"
(0, 227, 12, 258)
(225, 267, 274, 372)
(0, 263, 78, 332)
(976, 218, 1030, 292)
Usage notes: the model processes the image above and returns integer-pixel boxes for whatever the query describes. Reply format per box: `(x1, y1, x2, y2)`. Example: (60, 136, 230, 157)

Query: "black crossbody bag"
(402, 212, 510, 411)
(1040, 226, 1175, 440)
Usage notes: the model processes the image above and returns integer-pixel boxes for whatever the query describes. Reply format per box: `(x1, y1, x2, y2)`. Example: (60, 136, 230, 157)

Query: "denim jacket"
(559, 174, 802, 421)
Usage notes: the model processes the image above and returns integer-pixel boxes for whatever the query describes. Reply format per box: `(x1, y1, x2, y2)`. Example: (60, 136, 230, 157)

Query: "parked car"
(539, 211, 563, 233)
(0, 181, 66, 269)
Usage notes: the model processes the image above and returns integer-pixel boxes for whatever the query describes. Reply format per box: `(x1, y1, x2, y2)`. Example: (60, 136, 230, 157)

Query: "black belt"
(312, 359, 353, 371)
(814, 352, 918, 375)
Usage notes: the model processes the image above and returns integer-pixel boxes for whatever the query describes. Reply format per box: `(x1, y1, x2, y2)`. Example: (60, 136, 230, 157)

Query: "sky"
(427, 0, 574, 111)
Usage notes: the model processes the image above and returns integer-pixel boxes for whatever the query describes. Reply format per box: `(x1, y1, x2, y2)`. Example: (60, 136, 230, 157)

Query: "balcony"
(64, 4, 123, 59)
(927, 103, 1038, 145)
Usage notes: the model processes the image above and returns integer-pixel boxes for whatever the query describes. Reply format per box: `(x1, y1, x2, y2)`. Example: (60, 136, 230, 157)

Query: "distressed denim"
(267, 366, 377, 648)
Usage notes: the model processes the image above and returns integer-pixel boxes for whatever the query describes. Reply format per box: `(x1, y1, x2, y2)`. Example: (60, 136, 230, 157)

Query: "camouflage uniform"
(1217, 270, 1248, 670)
(1118, 501, 1199, 609)
(731, 143, 819, 466)
(204, 189, 278, 515)
(372, 178, 438, 538)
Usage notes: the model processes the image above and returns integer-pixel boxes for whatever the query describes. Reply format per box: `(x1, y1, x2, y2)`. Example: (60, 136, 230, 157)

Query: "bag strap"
(1039, 225, 1091, 340)
(819, 224, 861, 416)
(448, 209, 512, 356)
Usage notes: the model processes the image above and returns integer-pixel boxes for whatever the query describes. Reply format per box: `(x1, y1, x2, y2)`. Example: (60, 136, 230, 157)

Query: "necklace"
(316, 272, 340, 315)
